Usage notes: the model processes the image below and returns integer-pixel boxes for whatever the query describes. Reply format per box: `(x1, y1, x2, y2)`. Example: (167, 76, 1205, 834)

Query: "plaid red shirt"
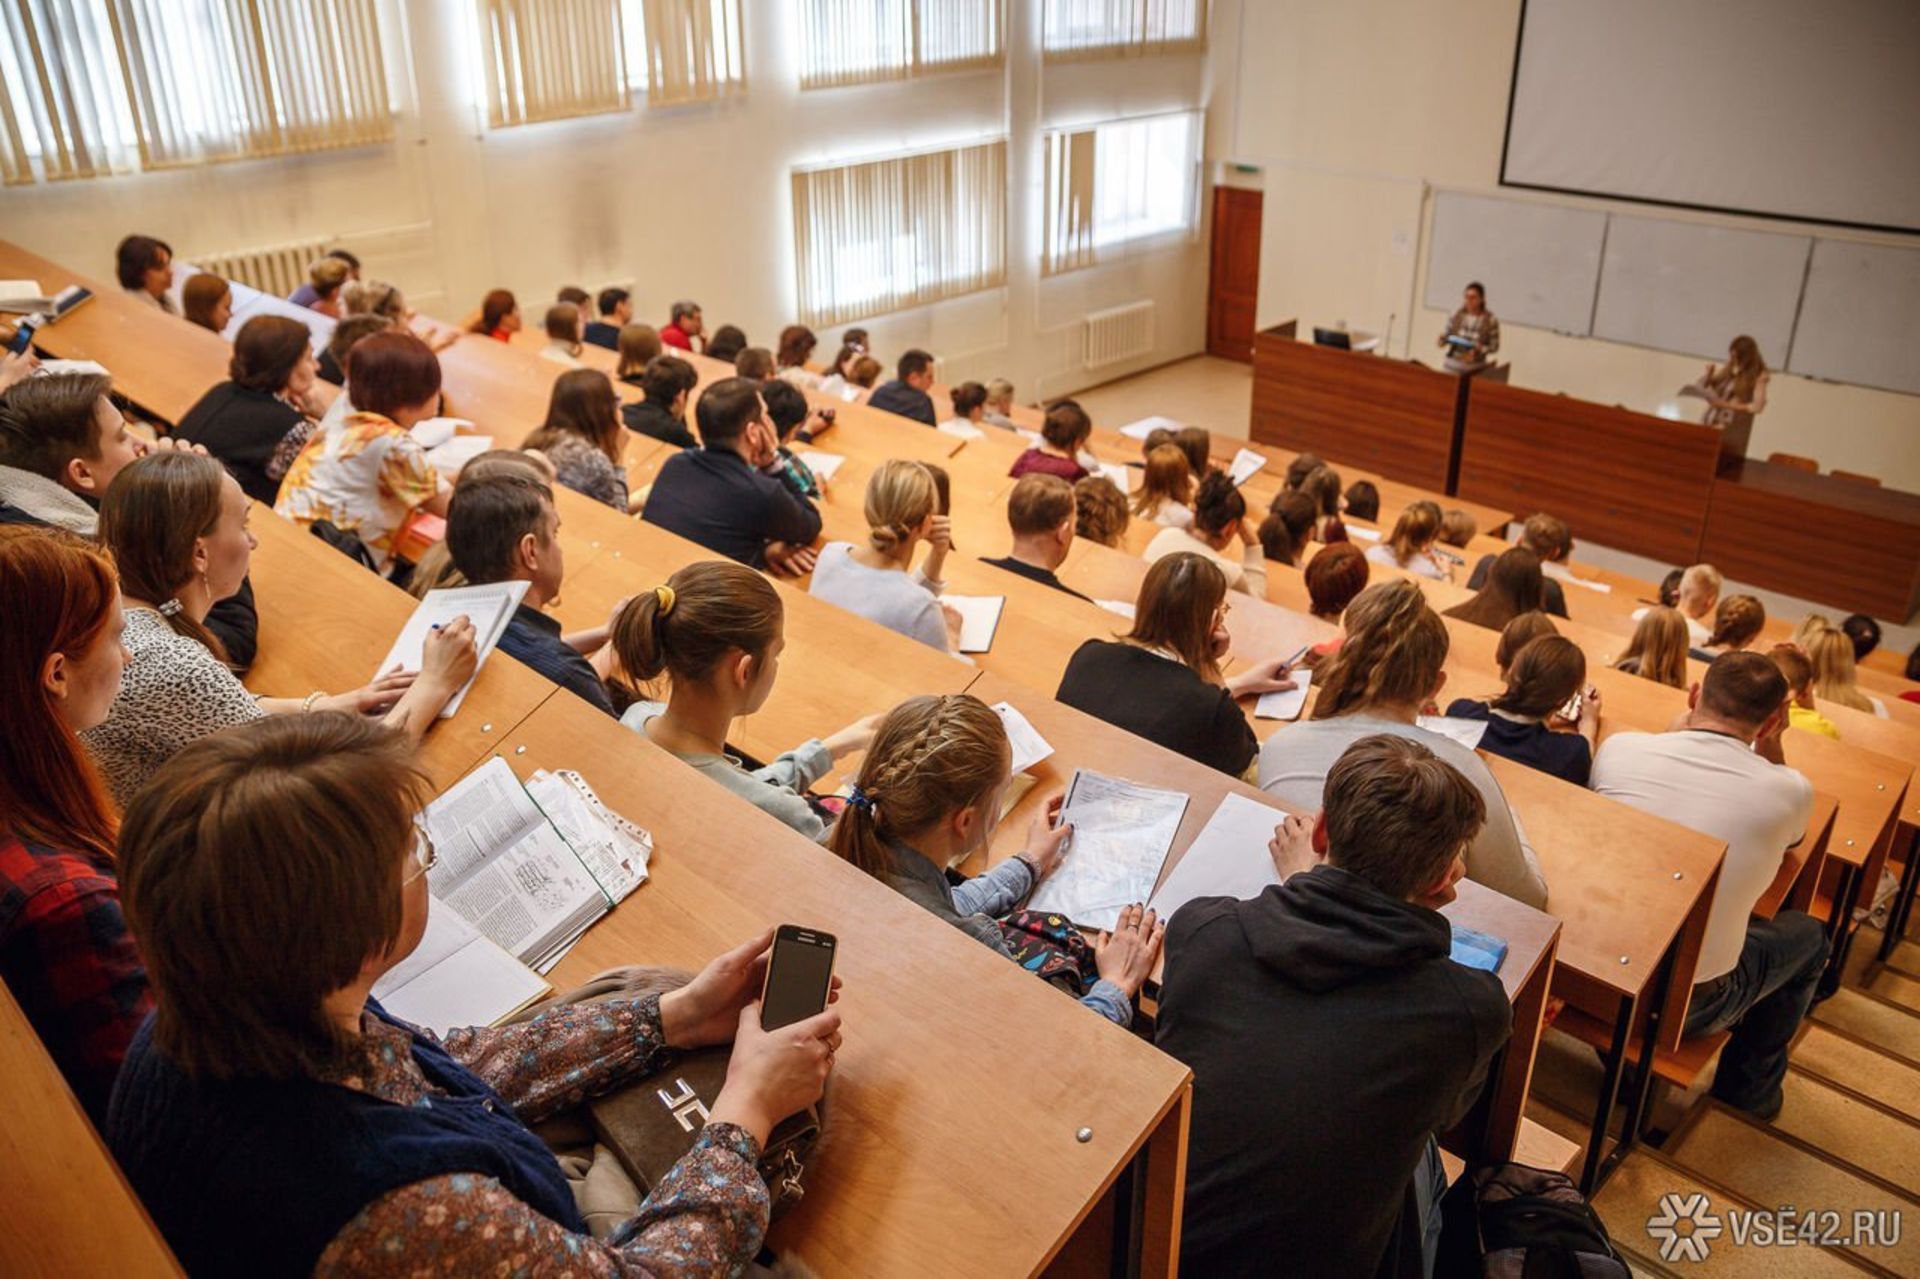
(0, 830, 150, 1125)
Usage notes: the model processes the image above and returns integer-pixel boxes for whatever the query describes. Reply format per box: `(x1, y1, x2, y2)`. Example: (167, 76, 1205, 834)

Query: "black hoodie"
(1156, 864, 1510, 1279)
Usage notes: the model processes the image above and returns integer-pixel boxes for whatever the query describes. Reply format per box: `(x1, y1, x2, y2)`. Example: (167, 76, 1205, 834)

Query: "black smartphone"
(7, 314, 41, 356)
(760, 924, 836, 1031)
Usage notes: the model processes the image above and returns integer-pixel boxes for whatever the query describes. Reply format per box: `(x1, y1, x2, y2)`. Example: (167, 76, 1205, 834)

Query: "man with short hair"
(1158, 734, 1510, 1277)
(1467, 512, 1572, 618)
(981, 474, 1090, 600)
(643, 376, 822, 573)
(865, 349, 938, 426)
(1590, 650, 1823, 1119)
(661, 299, 704, 352)
(584, 288, 631, 351)
(444, 473, 617, 716)
(0, 373, 258, 668)
(621, 354, 699, 450)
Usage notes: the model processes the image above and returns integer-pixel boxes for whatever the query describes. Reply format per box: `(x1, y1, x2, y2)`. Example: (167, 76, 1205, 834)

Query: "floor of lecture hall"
(1075, 355, 1920, 643)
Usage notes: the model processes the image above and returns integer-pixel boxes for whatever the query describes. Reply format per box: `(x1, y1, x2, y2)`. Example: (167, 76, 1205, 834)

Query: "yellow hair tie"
(654, 585, 676, 616)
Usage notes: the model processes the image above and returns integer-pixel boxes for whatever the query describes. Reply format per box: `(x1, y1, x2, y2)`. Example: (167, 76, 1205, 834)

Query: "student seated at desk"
(85, 452, 476, 805)
(0, 373, 260, 669)
(176, 316, 324, 505)
(982, 377, 1018, 429)
(1057, 553, 1296, 777)
(865, 349, 939, 426)
(1145, 471, 1267, 597)
(614, 323, 662, 386)
(1467, 513, 1572, 619)
(613, 562, 879, 841)
(539, 303, 586, 369)
(1442, 546, 1543, 632)
(1614, 606, 1689, 688)
(661, 299, 706, 352)
(107, 713, 840, 1278)
(290, 254, 352, 316)
(1343, 479, 1380, 522)
(317, 313, 392, 387)
(0, 527, 149, 1125)
(1073, 474, 1130, 549)
(704, 324, 747, 363)
(407, 450, 556, 597)
(1366, 500, 1451, 582)
(444, 473, 619, 716)
(734, 346, 775, 381)
(1010, 400, 1092, 483)
(1258, 580, 1548, 909)
(827, 693, 1163, 1026)
(1131, 442, 1195, 530)
(1173, 425, 1212, 477)
(181, 273, 232, 335)
(276, 331, 451, 577)
(775, 324, 819, 389)
(1300, 542, 1370, 668)
(521, 369, 634, 514)
(1446, 635, 1599, 787)
(622, 354, 699, 450)
(584, 286, 630, 352)
(1297, 463, 1347, 544)
(1801, 619, 1886, 717)
(1767, 644, 1839, 740)
(1439, 507, 1477, 549)
(1158, 734, 1511, 1279)
(468, 288, 521, 343)
(1496, 611, 1558, 675)
(1257, 489, 1317, 568)
(809, 459, 959, 654)
(1693, 594, 1765, 660)
(815, 342, 862, 400)
(642, 377, 823, 575)
(938, 380, 989, 439)
(981, 473, 1091, 601)
(116, 234, 176, 314)
(759, 380, 828, 500)
(1841, 613, 1881, 663)
(1634, 563, 1719, 647)
(1591, 652, 1824, 1119)
(347, 279, 458, 353)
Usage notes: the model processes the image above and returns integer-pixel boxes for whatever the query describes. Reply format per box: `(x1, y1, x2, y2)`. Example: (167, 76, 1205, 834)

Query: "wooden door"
(1207, 185, 1262, 361)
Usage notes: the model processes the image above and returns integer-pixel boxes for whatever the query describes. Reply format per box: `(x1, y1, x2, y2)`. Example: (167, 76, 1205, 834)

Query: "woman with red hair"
(0, 526, 147, 1124)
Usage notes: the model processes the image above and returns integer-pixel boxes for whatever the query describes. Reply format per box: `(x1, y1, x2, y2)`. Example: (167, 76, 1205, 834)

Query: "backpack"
(1440, 1163, 1631, 1278)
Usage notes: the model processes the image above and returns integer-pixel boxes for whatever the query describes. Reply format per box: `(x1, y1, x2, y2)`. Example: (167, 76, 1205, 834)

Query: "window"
(1042, 0, 1205, 60)
(792, 138, 1007, 327)
(1, 0, 393, 184)
(797, 0, 1003, 90)
(1044, 110, 1201, 275)
(480, 0, 629, 128)
(625, 0, 745, 105)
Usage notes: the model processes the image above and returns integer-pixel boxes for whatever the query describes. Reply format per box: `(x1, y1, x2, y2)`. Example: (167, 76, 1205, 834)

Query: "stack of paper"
(945, 594, 1005, 653)
(1226, 448, 1267, 487)
(797, 450, 846, 483)
(1147, 792, 1289, 921)
(1027, 770, 1189, 930)
(377, 581, 530, 718)
(992, 701, 1054, 775)
(1118, 415, 1184, 441)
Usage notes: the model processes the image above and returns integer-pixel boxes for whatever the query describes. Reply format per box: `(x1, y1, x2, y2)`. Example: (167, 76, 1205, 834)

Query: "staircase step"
(1791, 1024, 1920, 1122)
(1813, 988, 1920, 1068)
(1889, 938, 1920, 976)
(1663, 1105, 1920, 1275)
(1769, 1071, 1920, 1192)
(1869, 968, 1920, 1013)
(1591, 1152, 1870, 1276)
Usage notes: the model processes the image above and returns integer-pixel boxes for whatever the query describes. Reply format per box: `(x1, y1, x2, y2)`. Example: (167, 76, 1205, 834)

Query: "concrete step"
(1791, 1023, 1920, 1123)
(1868, 967, 1920, 1013)
(1767, 1070, 1920, 1193)
(1812, 988, 1920, 1069)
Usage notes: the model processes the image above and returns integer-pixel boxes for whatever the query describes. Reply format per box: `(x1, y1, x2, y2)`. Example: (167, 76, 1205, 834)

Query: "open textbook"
(418, 758, 651, 974)
(1026, 770, 1188, 931)
(377, 581, 528, 717)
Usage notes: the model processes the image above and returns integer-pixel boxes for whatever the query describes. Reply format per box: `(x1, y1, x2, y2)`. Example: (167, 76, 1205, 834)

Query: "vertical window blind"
(791, 138, 1007, 327)
(479, 0, 628, 128)
(797, 0, 1003, 90)
(1042, 0, 1205, 59)
(634, 0, 745, 105)
(2, 0, 392, 184)
(1044, 110, 1202, 275)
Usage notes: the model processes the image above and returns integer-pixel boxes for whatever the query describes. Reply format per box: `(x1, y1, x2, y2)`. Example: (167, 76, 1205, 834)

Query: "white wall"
(1213, 0, 1920, 491)
(0, 0, 1211, 407)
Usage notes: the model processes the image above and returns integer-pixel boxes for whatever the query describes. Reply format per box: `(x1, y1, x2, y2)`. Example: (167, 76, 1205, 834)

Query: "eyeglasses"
(404, 827, 439, 883)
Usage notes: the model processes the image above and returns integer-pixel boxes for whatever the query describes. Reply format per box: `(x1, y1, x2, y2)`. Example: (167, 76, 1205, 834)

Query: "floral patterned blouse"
(275, 410, 441, 572)
(314, 992, 770, 1277)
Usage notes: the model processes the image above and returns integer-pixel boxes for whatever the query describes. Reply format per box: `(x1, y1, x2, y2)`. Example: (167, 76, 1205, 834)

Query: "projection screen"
(1501, 0, 1920, 234)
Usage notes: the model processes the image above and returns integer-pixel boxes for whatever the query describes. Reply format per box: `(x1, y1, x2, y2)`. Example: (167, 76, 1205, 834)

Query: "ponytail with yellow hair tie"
(654, 584, 676, 616)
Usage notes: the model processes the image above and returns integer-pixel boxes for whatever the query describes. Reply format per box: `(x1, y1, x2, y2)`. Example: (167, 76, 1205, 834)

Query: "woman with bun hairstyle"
(807, 459, 961, 654)
(1143, 470, 1267, 595)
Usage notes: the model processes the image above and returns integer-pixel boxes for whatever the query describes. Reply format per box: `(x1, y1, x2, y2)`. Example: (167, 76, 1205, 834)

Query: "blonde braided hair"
(1310, 579, 1449, 720)
(828, 694, 1011, 880)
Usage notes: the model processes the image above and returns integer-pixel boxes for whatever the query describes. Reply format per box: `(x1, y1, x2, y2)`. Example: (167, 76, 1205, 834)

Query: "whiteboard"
(1424, 193, 1606, 335)
(1591, 217, 1809, 362)
(1788, 240, 1920, 397)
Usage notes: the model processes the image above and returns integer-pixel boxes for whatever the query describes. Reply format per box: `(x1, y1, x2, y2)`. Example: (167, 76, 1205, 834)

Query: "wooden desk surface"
(485, 698, 1192, 1278)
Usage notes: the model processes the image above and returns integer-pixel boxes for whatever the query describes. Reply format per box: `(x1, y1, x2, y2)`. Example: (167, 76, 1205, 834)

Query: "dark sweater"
(175, 381, 310, 504)
(1157, 865, 1510, 1278)
(643, 447, 822, 569)
(1445, 699, 1593, 787)
(1468, 553, 1568, 618)
(1054, 640, 1257, 776)
(582, 320, 621, 351)
(979, 554, 1092, 601)
(865, 379, 937, 426)
(623, 398, 699, 450)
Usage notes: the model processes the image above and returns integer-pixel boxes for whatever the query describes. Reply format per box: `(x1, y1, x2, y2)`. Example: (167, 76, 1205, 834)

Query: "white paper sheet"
(1026, 770, 1189, 931)
(797, 450, 846, 482)
(1255, 668, 1314, 721)
(372, 899, 549, 1035)
(1227, 448, 1267, 487)
(1147, 792, 1290, 920)
(526, 769, 651, 903)
(1118, 415, 1184, 441)
(1346, 525, 1382, 541)
(1016, 428, 1043, 447)
(376, 581, 528, 717)
(424, 435, 496, 477)
(1094, 460, 1135, 493)
(945, 594, 1005, 653)
(1416, 715, 1490, 750)
(33, 359, 110, 378)
(409, 416, 476, 449)
(1095, 599, 1137, 621)
(937, 420, 985, 440)
(992, 701, 1054, 775)
(1543, 562, 1613, 593)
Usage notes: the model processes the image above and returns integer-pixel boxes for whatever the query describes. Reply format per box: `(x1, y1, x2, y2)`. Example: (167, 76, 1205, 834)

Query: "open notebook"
(376, 581, 528, 718)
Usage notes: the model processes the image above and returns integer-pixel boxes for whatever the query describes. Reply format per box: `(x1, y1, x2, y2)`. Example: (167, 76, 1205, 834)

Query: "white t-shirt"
(1144, 525, 1267, 596)
(1589, 729, 1813, 982)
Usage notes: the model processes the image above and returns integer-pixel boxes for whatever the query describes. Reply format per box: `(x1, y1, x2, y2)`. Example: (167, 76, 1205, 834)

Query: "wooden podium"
(1249, 322, 1488, 495)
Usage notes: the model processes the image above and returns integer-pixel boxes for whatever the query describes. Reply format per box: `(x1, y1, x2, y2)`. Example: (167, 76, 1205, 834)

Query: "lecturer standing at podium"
(1698, 335, 1770, 429)
(1438, 281, 1500, 373)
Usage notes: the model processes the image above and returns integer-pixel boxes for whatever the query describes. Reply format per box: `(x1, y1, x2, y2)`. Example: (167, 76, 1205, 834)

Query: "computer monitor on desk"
(1312, 326, 1352, 350)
